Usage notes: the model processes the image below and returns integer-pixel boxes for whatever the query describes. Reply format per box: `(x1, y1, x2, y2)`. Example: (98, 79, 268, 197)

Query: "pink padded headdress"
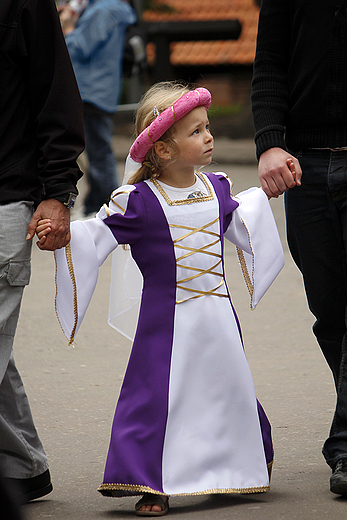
(129, 87, 212, 163)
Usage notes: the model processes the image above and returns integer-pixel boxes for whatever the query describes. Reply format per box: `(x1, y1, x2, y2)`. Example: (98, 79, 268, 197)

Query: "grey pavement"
(16, 144, 345, 519)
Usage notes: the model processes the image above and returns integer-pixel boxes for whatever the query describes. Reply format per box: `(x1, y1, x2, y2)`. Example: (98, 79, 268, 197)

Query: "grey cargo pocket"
(5, 260, 31, 287)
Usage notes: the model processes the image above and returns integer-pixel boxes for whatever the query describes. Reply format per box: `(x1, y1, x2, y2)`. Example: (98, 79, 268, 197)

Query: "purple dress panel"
(99, 175, 273, 495)
(207, 173, 273, 467)
(102, 183, 177, 493)
(257, 400, 273, 465)
(205, 172, 238, 234)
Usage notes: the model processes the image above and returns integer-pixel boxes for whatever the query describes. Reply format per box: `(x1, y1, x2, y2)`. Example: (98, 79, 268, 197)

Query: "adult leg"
(0, 202, 51, 502)
(285, 150, 347, 469)
(83, 105, 118, 215)
(323, 151, 347, 493)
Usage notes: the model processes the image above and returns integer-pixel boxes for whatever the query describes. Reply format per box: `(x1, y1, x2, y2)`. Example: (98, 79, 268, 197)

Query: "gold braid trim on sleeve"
(62, 243, 79, 346)
(236, 217, 255, 309)
(54, 243, 78, 346)
(64, 243, 78, 345)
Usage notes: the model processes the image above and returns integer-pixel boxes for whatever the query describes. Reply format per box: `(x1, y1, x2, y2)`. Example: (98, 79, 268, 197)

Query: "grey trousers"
(0, 202, 48, 478)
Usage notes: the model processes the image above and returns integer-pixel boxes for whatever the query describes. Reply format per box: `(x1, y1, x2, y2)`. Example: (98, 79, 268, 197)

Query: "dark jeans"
(83, 104, 118, 215)
(285, 149, 347, 468)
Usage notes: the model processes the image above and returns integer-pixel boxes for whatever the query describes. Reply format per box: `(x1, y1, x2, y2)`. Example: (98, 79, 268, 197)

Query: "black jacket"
(0, 0, 84, 205)
(252, 0, 347, 159)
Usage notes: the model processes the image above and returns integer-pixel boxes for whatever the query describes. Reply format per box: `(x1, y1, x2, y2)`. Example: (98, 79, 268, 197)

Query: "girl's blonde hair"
(127, 81, 191, 184)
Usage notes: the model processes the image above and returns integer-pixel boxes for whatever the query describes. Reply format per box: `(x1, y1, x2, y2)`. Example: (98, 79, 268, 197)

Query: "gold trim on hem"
(97, 482, 270, 497)
(267, 460, 274, 482)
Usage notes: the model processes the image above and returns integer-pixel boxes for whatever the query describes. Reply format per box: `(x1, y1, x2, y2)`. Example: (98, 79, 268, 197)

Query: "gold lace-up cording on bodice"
(171, 216, 228, 304)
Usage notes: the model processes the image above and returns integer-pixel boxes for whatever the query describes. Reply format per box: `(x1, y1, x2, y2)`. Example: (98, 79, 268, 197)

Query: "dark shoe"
(5, 469, 53, 504)
(330, 459, 347, 495)
(0, 475, 25, 520)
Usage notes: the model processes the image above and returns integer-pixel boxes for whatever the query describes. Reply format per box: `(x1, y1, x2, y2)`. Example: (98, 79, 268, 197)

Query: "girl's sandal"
(135, 493, 169, 516)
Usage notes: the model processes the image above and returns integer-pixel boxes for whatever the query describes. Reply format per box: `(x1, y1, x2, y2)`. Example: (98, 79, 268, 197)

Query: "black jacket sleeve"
(251, 0, 291, 160)
(18, 0, 84, 199)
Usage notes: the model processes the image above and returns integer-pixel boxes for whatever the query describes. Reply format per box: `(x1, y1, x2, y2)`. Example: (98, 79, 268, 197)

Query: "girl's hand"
(27, 199, 71, 251)
(36, 219, 52, 245)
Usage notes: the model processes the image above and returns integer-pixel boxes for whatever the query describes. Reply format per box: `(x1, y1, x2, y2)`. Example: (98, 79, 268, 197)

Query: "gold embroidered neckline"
(151, 172, 214, 206)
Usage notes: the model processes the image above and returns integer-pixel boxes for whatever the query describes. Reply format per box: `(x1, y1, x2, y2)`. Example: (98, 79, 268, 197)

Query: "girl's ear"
(154, 141, 172, 160)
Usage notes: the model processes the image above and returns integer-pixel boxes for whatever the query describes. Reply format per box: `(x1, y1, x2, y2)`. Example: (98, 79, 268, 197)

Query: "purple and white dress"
(55, 171, 284, 498)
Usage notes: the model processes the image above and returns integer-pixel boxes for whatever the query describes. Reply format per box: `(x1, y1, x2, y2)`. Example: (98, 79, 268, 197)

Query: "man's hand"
(26, 199, 71, 251)
(258, 147, 302, 198)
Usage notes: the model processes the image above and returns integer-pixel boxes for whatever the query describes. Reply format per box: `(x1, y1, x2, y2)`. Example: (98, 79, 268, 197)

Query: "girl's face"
(172, 106, 214, 169)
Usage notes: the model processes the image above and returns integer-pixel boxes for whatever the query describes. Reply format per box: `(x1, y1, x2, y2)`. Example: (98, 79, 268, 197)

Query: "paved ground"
(14, 144, 346, 519)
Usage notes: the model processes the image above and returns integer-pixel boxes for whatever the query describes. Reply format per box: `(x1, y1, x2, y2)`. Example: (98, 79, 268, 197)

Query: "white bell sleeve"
(225, 187, 284, 309)
(54, 213, 118, 345)
(108, 246, 143, 342)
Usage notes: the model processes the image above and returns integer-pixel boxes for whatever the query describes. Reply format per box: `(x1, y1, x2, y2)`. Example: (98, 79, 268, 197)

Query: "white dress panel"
(146, 177, 269, 494)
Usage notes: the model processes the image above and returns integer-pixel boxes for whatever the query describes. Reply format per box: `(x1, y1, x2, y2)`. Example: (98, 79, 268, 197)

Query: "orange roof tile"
(143, 0, 259, 67)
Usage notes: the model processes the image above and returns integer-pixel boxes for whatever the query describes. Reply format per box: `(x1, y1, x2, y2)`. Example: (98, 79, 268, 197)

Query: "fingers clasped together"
(26, 199, 71, 251)
(258, 147, 302, 199)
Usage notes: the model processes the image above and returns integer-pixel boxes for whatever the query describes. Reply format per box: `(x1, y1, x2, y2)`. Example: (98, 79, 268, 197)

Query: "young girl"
(41, 82, 284, 516)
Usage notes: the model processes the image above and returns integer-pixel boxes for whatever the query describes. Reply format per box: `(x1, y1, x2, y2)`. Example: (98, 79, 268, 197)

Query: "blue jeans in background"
(83, 104, 118, 215)
(285, 149, 347, 469)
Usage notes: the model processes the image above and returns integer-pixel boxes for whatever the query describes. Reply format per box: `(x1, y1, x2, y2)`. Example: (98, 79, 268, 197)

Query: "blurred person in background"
(59, 0, 136, 217)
